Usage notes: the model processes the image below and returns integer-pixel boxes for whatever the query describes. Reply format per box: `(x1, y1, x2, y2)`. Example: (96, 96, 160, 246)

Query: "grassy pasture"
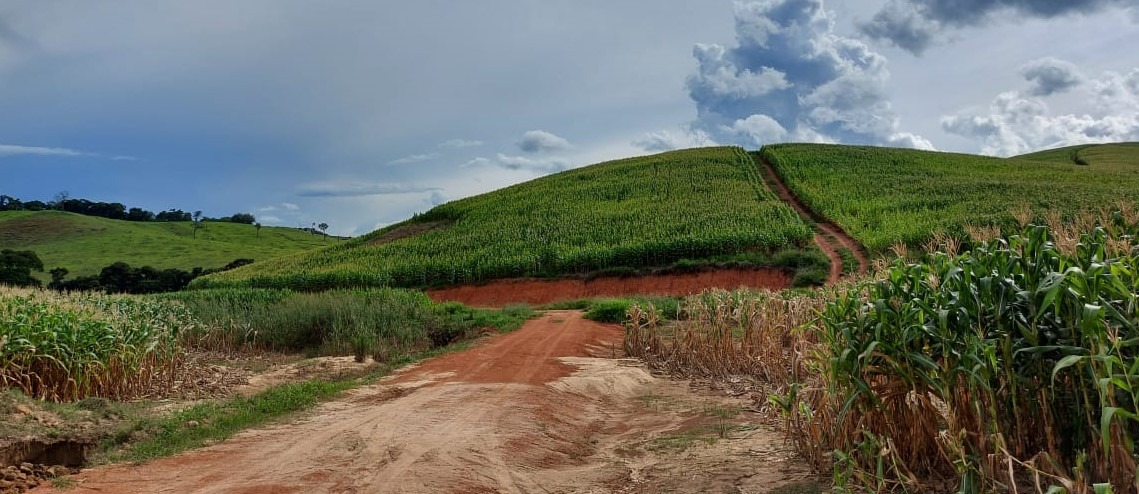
(760, 143, 1139, 253)
(193, 147, 816, 291)
(0, 210, 329, 279)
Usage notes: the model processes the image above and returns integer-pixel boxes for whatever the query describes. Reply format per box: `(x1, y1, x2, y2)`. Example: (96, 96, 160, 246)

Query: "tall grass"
(159, 288, 534, 360)
(0, 287, 195, 402)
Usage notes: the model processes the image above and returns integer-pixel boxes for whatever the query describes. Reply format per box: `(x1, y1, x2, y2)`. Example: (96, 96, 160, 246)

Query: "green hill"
(0, 210, 330, 279)
(193, 147, 818, 291)
(760, 142, 1139, 252)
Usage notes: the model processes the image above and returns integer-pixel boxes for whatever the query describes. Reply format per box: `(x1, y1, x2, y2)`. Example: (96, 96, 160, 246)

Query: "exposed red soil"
(365, 220, 450, 246)
(755, 155, 869, 283)
(35, 312, 811, 493)
(427, 268, 792, 306)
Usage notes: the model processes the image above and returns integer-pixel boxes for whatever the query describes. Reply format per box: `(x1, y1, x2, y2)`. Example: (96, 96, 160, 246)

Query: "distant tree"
(23, 201, 47, 211)
(0, 249, 45, 287)
(49, 267, 68, 284)
(126, 207, 155, 222)
(98, 262, 137, 293)
(192, 210, 204, 238)
(51, 191, 69, 210)
(230, 213, 256, 224)
(254, 222, 262, 238)
(0, 195, 21, 211)
(318, 222, 329, 240)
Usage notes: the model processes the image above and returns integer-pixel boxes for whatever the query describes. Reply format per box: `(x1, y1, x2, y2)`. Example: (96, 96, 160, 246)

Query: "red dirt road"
(39, 312, 811, 493)
(754, 155, 869, 283)
(427, 268, 791, 306)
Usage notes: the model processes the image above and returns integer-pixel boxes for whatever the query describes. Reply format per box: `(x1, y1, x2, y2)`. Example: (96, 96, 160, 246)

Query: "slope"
(0, 210, 330, 278)
(193, 147, 817, 291)
(761, 143, 1139, 252)
(1015, 142, 1139, 167)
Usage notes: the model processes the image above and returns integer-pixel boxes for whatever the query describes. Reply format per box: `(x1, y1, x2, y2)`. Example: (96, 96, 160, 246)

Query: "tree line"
(0, 193, 256, 224)
(0, 249, 253, 294)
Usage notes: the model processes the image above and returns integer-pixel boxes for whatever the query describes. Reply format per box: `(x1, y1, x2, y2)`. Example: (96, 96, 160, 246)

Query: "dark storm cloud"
(686, 0, 931, 149)
(862, 0, 1137, 54)
(1021, 57, 1084, 96)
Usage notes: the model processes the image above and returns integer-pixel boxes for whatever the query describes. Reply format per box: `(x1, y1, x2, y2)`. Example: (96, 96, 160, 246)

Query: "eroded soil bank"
(35, 311, 814, 493)
(427, 268, 792, 306)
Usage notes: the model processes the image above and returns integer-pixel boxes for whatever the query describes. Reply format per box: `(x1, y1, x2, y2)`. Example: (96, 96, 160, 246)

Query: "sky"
(2, 0, 1138, 236)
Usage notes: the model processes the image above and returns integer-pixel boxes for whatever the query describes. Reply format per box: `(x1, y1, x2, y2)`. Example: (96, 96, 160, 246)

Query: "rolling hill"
(193, 142, 1139, 292)
(760, 142, 1139, 252)
(192, 147, 820, 291)
(0, 210, 331, 279)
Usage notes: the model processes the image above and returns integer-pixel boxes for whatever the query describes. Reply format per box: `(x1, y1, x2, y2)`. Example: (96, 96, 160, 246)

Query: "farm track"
(38, 311, 811, 493)
(753, 155, 868, 283)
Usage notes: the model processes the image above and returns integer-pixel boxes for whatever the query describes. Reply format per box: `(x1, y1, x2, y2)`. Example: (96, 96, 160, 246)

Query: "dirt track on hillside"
(428, 268, 791, 306)
(754, 155, 868, 283)
(38, 311, 811, 493)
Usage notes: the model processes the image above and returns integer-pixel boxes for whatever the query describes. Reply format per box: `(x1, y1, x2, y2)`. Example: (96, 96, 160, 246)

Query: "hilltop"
(0, 210, 331, 279)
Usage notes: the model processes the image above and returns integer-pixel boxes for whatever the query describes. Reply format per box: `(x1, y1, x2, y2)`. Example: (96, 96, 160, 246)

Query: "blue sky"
(2, 0, 1137, 236)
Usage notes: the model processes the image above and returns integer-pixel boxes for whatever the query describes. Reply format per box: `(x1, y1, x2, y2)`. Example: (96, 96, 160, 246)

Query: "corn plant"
(0, 287, 197, 401)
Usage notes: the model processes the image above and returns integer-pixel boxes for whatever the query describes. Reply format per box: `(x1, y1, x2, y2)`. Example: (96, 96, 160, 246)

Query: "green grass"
(760, 143, 1139, 252)
(0, 210, 329, 279)
(192, 147, 815, 291)
(158, 288, 535, 356)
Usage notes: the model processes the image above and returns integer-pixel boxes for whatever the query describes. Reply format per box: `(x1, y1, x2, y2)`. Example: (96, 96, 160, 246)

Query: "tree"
(230, 213, 256, 224)
(318, 222, 329, 240)
(51, 191, 69, 210)
(192, 211, 204, 238)
(0, 250, 45, 287)
(254, 222, 262, 238)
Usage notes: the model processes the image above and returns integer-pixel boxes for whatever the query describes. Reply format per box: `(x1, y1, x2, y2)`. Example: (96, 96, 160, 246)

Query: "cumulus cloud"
(296, 181, 442, 197)
(438, 138, 483, 149)
(281, 202, 300, 211)
(942, 66, 1139, 156)
(495, 153, 569, 173)
(387, 153, 439, 165)
(517, 130, 571, 153)
(1021, 57, 1085, 96)
(632, 128, 716, 152)
(862, 0, 1136, 54)
(686, 0, 928, 149)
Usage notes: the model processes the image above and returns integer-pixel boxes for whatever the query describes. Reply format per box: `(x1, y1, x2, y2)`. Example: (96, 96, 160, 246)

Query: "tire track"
(753, 153, 868, 283)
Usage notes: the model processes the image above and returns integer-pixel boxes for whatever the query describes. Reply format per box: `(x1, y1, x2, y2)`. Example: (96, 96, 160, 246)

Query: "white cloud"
(517, 130, 572, 153)
(259, 215, 283, 224)
(258, 205, 278, 212)
(297, 181, 442, 197)
(281, 202, 300, 211)
(495, 153, 569, 173)
(942, 67, 1139, 156)
(0, 144, 138, 161)
(632, 128, 716, 152)
(439, 138, 483, 149)
(1020, 57, 1085, 97)
(460, 157, 492, 168)
(387, 153, 440, 165)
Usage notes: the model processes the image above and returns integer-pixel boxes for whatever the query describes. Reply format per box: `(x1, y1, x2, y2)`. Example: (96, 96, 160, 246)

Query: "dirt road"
(40, 311, 811, 493)
(754, 155, 868, 283)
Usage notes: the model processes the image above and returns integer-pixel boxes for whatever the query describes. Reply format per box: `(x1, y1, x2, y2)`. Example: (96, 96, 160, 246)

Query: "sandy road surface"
(36, 311, 810, 494)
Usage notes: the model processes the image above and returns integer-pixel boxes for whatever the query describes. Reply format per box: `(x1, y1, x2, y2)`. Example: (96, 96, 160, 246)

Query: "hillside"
(760, 142, 1139, 252)
(193, 147, 817, 291)
(0, 210, 331, 279)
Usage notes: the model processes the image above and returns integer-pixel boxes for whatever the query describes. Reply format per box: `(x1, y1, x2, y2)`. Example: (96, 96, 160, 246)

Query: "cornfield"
(193, 147, 814, 291)
(1, 287, 196, 402)
(628, 210, 1139, 493)
(761, 144, 1139, 253)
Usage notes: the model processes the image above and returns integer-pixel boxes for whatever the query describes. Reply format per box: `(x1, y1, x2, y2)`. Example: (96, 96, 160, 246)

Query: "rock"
(186, 420, 200, 428)
(47, 465, 72, 478)
(13, 404, 33, 416)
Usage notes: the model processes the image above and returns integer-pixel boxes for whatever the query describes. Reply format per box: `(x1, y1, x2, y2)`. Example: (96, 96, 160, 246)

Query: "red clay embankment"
(426, 268, 792, 306)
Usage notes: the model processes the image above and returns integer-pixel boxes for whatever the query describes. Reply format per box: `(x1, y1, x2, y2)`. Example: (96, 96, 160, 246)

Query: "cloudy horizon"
(2, 0, 1137, 236)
